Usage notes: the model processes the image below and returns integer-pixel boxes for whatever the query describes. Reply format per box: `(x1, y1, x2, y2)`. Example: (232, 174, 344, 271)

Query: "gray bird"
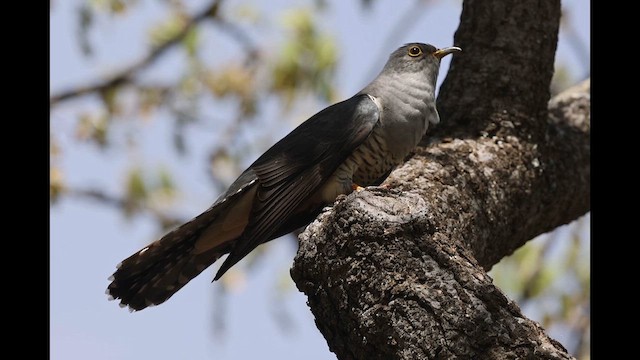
(107, 42, 461, 311)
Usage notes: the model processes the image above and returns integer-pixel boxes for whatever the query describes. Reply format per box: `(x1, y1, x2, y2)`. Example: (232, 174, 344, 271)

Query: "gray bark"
(290, 0, 589, 358)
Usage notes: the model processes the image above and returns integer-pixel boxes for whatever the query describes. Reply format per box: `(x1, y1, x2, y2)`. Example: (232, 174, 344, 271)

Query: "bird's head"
(382, 42, 461, 81)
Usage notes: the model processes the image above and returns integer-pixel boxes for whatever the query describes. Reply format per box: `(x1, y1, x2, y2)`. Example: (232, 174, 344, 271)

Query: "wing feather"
(213, 94, 380, 279)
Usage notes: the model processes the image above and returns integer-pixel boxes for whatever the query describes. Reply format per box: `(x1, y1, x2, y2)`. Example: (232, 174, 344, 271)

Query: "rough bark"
(290, 0, 589, 359)
(291, 80, 588, 360)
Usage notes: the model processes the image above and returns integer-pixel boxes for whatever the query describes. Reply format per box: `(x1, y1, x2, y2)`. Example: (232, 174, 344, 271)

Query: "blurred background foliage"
(50, 0, 589, 358)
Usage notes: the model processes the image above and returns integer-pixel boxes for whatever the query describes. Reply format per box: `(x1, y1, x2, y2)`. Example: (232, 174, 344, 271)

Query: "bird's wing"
(213, 94, 380, 279)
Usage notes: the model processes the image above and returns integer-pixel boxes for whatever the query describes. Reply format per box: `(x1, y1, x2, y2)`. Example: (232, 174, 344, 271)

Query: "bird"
(107, 42, 461, 311)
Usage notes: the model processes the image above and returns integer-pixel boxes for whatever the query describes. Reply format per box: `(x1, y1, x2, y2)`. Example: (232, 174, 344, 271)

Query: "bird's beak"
(433, 46, 462, 59)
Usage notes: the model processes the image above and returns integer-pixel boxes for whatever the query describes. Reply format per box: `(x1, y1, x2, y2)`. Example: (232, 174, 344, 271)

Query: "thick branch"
(50, 0, 224, 107)
(435, 0, 560, 135)
(291, 79, 588, 360)
(398, 81, 590, 270)
(291, 0, 587, 357)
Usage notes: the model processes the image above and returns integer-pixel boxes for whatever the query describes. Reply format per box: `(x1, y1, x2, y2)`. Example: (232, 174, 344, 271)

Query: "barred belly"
(318, 127, 400, 204)
(350, 128, 399, 186)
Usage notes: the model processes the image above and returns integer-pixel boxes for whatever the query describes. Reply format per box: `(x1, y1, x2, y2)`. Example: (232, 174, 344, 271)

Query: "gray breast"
(349, 81, 437, 186)
(376, 75, 438, 156)
(318, 80, 438, 202)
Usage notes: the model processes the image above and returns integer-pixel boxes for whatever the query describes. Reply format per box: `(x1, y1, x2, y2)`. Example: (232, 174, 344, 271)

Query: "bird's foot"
(352, 184, 365, 192)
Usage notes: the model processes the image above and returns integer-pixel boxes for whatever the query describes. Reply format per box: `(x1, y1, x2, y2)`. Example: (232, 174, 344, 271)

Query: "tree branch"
(435, 0, 560, 135)
(50, 0, 225, 107)
(291, 78, 588, 360)
(64, 187, 184, 230)
(291, 0, 589, 358)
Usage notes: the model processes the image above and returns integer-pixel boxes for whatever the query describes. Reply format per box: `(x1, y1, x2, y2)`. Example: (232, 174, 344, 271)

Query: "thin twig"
(68, 187, 128, 208)
(50, 0, 224, 107)
(213, 17, 259, 59)
(65, 187, 183, 230)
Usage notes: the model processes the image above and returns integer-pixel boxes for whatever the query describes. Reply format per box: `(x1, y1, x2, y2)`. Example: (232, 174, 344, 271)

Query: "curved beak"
(433, 46, 462, 59)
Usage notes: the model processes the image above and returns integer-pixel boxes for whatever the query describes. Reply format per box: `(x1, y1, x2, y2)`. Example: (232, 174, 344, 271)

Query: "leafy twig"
(50, 0, 225, 107)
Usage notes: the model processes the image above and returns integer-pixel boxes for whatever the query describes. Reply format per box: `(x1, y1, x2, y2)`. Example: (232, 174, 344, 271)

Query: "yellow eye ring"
(408, 46, 422, 57)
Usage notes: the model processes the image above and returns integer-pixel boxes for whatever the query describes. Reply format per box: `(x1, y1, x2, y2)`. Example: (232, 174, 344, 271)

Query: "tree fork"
(291, 0, 589, 358)
(291, 78, 588, 360)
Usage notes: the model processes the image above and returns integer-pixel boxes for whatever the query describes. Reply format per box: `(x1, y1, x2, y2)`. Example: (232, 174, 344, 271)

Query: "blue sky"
(50, 1, 590, 359)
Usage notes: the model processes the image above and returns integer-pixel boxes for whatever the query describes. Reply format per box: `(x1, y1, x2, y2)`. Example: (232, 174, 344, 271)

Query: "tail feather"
(107, 174, 260, 311)
(107, 211, 232, 311)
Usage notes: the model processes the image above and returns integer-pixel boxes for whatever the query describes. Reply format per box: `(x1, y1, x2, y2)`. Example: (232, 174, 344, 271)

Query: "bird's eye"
(408, 46, 422, 57)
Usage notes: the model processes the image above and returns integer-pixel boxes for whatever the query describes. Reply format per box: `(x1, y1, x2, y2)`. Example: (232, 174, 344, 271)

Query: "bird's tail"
(106, 207, 232, 311)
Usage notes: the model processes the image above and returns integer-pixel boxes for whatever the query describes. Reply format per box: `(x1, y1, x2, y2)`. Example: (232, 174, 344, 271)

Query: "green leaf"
(50, 167, 65, 204)
(75, 112, 109, 148)
(182, 28, 199, 58)
(90, 0, 135, 15)
(270, 8, 337, 107)
(156, 167, 176, 199)
(99, 85, 120, 115)
(148, 14, 187, 48)
(124, 167, 147, 217)
(137, 86, 165, 118)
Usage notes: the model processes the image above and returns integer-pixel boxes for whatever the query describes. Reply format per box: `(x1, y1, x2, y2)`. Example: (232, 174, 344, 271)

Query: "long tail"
(106, 208, 232, 311)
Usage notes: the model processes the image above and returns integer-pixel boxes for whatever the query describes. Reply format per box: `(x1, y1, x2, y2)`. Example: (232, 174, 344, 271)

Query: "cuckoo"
(107, 42, 461, 311)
